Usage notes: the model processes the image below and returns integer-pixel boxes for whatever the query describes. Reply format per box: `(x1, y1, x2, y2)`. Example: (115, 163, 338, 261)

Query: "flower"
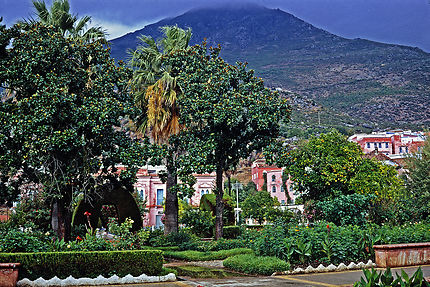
(84, 211, 91, 216)
(327, 224, 330, 229)
(45, 231, 50, 236)
(76, 236, 82, 241)
(67, 244, 71, 248)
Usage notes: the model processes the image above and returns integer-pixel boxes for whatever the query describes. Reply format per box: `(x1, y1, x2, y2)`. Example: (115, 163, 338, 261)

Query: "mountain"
(110, 4, 430, 129)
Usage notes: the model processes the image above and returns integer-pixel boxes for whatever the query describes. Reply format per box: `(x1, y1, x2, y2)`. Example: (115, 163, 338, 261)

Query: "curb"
(272, 260, 376, 276)
(17, 273, 176, 286)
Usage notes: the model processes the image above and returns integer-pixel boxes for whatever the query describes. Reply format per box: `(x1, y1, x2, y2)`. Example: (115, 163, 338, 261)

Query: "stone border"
(272, 260, 376, 276)
(17, 273, 176, 287)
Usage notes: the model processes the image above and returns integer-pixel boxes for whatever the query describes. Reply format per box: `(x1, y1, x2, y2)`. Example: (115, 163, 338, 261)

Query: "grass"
(169, 265, 245, 278)
(223, 254, 290, 276)
(163, 248, 253, 261)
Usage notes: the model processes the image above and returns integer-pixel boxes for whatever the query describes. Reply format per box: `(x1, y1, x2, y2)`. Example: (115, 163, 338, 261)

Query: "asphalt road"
(80, 265, 430, 287)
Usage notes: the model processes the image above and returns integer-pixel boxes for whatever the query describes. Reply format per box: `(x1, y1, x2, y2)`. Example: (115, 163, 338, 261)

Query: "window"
(405, 147, 409, 153)
(281, 186, 284, 192)
(138, 189, 144, 199)
(272, 186, 276, 193)
(156, 189, 164, 205)
(271, 175, 276, 182)
(399, 147, 403, 153)
(367, 143, 371, 148)
(281, 200, 285, 205)
(385, 143, 389, 148)
(378, 143, 382, 148)
(374, 143, 377, 148)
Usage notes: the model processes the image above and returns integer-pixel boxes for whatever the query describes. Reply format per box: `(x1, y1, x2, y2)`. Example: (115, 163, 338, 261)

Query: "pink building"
(251, 159, 295, 205)
(349, 130, 426, 156)
(133, 166, 216, 228)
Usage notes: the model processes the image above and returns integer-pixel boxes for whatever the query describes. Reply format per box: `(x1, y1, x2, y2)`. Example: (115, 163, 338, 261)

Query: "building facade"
(349, 130, 426, 156)
(133, 166, 216, 228)
(251, 159, 295, 205)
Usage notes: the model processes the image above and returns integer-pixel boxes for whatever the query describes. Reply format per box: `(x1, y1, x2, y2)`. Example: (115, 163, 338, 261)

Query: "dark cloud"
(1, 0, 430, 50)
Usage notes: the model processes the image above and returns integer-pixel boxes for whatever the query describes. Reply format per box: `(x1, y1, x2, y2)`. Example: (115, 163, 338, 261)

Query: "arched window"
(272, 185, 276, 193)
(271, 175, 276, 182)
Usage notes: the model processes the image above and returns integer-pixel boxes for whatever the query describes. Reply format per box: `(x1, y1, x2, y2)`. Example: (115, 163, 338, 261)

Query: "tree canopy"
(273, 130, 403, 202)
(0, 23, 148, 238)
(165, 42, 290, 238)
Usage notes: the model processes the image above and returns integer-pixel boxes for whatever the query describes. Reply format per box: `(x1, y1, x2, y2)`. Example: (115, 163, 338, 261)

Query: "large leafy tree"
(404, 137, 430, 220)
(241, 190, 279, 224)
(129, 25, 192, 234)
(23, 0, 106, 43)
(274, 130, 403, 202)
(0, 23, 148, 239)
(166, 43, 290, 239)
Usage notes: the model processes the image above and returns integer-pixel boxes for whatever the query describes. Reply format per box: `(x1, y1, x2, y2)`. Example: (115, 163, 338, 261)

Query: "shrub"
(354, 267, 429, 287)
(314, 194, 373, 226)
(163, 248, 253, 261)
(0, 228, 47, 253)
(223, 226, 241, 239)
(0, 250, 163, 280)
(223, 254, 290, 275)
(180, 208, 214, 238)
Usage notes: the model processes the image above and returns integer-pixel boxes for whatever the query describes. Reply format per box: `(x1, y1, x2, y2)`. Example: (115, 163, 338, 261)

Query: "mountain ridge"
(110, 5, 430, 129)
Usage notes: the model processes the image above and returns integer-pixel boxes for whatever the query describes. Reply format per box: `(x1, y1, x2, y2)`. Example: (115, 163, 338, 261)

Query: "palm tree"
(24, 0, 106, 43)
(129, 25, 192, 234)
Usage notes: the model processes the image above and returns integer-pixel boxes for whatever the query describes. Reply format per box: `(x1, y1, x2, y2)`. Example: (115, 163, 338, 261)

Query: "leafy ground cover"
(163, 248, 253, 261)
(223, 254, 290, 276)
(168, 265, 244, 278)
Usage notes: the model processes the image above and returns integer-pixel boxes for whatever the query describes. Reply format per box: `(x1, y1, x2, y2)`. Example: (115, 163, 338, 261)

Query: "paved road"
(82, 265, 430, 287)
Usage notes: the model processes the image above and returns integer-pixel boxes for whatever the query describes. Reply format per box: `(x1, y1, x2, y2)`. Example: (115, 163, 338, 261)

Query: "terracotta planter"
(374, 242, 430, 268)
(0, 263, 21, 287)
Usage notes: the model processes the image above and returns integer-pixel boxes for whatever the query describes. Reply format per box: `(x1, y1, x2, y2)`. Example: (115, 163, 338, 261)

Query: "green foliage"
(223, 226, 241, 239)
(0, 23, 149, 238)
(295, 239, 312, 264)
(354, 267, 429, 287)
(163, 248, 253, 261)
(272, 130, 403, 202)
(223, 254, 290, 275)
(241, 190, 279, 224)
(169, 265, 240, 278)
(179, 206, 214, 238)
(0, 250, 163, 280)
(238, 181, 257, 203)
(314, 194, 373, 226)
(8, 193, 51, 231)
(0, 228, 48, 252)
(404, 138, 430, 220)
(165, 41, 290, 238)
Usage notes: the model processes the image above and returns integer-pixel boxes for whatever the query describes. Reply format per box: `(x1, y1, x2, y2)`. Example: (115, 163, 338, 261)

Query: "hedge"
(0, 250, 163, 280)
(163, 248, 253, 261)
(223, 254, 290, 275)
(223, 226, 241, 239)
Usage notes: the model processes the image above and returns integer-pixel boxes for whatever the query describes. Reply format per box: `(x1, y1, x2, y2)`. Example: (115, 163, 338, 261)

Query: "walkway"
(79, 265, 430, 286)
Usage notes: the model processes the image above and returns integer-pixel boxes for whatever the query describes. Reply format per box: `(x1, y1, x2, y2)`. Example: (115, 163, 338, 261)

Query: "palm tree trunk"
(164, 166, 178, 235)
(214, 165, 224, 239)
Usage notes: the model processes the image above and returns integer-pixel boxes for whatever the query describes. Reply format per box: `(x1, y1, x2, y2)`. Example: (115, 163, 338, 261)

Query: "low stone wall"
(374, 242, 430, 268)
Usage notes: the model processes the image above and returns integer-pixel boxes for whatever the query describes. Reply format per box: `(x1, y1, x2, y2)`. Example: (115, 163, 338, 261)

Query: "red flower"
(76, 236, 82, 241)
(84, 211, 91, 216)
(327, 224, 330, 229)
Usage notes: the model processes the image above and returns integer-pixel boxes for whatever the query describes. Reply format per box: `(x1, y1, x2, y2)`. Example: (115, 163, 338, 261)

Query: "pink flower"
(84, 211, 91, 216)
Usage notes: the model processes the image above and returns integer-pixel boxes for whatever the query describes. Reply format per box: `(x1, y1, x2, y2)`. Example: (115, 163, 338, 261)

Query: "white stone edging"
(17, 273, 176, 287)
(272, 260, 376, 276)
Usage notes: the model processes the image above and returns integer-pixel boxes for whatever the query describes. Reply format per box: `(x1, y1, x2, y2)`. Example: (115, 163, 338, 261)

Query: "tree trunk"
(51, 198, 72, 240)
(164, 168, 178, 235)
(215, 165, 224, 240)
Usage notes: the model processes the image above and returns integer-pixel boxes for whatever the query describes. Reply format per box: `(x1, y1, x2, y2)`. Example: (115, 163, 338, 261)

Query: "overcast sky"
(2, 0, 430, 51)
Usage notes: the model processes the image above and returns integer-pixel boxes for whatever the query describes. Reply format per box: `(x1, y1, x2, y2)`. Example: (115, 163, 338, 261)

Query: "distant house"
(349, 130, 426, 157)
(251, 159, 295, 205)
(132, 166, 216, 228)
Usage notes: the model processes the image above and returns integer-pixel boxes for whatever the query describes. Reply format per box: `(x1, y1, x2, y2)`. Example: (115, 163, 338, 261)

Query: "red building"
(349, 130, 426, 156)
